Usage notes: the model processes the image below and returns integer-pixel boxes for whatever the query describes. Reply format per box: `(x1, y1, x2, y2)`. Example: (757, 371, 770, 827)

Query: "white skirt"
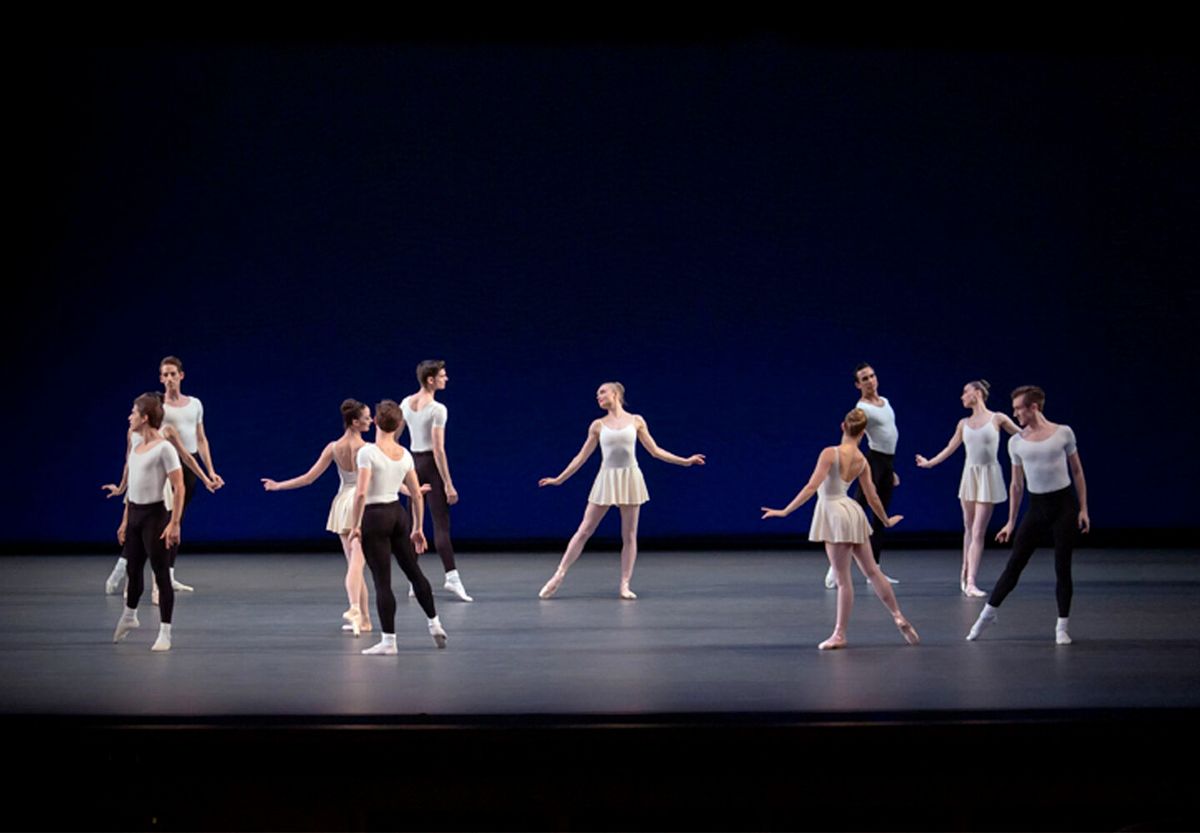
(326, 483, 357, 533)
(808, 496, 873, 544)
(959, 463, 1006, 504)
(588, 466, 650, 506)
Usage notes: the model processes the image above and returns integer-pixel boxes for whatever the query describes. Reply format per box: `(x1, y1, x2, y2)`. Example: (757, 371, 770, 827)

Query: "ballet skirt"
(808, 452, 872, 544)
(587, 423, 650, 506)
(325, 467, 358, 533)
(958, 421, 1007, 504)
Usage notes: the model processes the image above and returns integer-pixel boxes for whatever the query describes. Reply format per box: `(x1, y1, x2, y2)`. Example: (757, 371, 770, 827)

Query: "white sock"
(112, 558, 128, 575)
(428, 616, 447, 648)
(152, 623, 172, 651)
(967, 604, 998, 641)
(362, 633, 397, 655)
(113, 608, 140, 642)
(1056, 617, 1072, 645)
(446, 570, 459, 581)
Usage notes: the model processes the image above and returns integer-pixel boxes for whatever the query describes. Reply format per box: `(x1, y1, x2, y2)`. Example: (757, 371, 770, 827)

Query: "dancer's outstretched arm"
(996, 413, 1020, 435)
(1069, 451, 1089, 533)
(262, 443, 335, 491)
(915, 420, 964, 468)
(101, 429, 133, 498)
(995, 463, 1025, 542)
(761, 448, 833, 519)
(858, 462, 903, 527)
(635, 417, 705, 466)
(539, 421, 602, 486)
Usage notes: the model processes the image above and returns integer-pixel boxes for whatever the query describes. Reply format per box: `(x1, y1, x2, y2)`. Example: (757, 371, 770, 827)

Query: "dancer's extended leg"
(852, 543, 919, 644)
(539, 503, 609, 598)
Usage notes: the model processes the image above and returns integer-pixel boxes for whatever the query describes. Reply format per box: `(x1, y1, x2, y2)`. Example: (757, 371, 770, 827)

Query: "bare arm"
(996, 463, 1025, 542)
(858, 461, 903, 527)
(916, 420, 965, 468)
(117, 502, 130, 545)
(164, 426, 218, 492)
(1069, 451, 1089, 533)
(348, 466, 372, 539)
(161, 468, 185, 548)
(404, 467, 428, 554)
(539, 422, 602, 486)
(431, 426, 458, 504)
(635, 417, 706, 467)
(761, 448, 833, 519)
(102, 430, 133, 498)
(996, 414, 1020, 436)
(262, 444, 335, 491)
(195, 423, 224, 488)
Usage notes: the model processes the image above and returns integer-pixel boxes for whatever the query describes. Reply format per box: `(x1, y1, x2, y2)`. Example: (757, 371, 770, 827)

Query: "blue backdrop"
(14, 43, 1196, 544)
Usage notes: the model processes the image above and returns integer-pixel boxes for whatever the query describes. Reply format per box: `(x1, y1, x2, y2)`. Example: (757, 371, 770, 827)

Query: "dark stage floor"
(4, 548, 1199, 831)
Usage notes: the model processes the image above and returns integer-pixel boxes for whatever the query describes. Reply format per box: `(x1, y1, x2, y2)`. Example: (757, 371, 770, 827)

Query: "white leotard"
(356, 445, 414, 505)
(1008, 425, 1077, 494)
(162, 397, 203, 454)
(400, 397, 447, 453)
(588, 422, 649, 505)
(857, 397, 898, 455)
(959, 418, 1007, 503)
(808, 451, 872, 543)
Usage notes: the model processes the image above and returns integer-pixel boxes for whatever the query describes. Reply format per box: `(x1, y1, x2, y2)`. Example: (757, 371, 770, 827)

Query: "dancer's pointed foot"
(428, 617, 447, 649)
(346, 606, 363, 637)
(171, 579, 194, 592)
(824, 566, 837, 590)
(967, 605, 998, 641)
(539, 572, 565, 599)
(818, 631, 847, 650)
(105, 565, 125, 595)
(151, 582, 160, 606)
(113, 610, 139, 643)
(964, 584, 988, 598)
(895, 617, 921, 645)
(444, 570, 473, 602)
(618, 584, 637, 600)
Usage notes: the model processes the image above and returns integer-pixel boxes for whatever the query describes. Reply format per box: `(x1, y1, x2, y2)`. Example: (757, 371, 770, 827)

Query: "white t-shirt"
(162, 396, 204, 454)
(356, 445, 414, 505)
(400, 396, 447, 453)
(1009, 425, 1077, 494)
(127, 435, 181, 505)
(857, 397, 898, 455)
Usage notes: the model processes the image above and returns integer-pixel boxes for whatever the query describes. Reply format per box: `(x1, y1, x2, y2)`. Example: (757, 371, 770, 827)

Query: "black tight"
(167, 462, 198, 568)
(123, 501, 174, 623)
(855, 449, 894, 566)
(361, 502, 436, 633)
(413, 451, 456, 572)
(989, 487, 1079, 617)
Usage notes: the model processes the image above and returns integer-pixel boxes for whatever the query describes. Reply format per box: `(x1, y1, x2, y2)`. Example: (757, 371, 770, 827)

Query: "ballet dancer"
(762, 407, 919, 650)
(349, 400, 447, 655)
(826, 363, 901, 589)
(915, 380, 1019, 597)
(967, 385, 1090, 645)
(104, 356, 222, 595)
(399, 360, 472, 601)
(261, 399, 376, 636)
(537, 382, 705, 600)
(112, 393, 185, 651)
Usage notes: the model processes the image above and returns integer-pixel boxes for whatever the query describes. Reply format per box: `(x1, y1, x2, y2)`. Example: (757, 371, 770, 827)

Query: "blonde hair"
(844, 407, 868, 437)
(603, 381, 626, 405)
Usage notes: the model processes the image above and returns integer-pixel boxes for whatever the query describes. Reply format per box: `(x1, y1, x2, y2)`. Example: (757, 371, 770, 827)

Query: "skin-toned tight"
(961, 501, 995, 588)
(338, 533, 370, 623)
(825, 541, 905, 637)
(550, 503, 641, 588)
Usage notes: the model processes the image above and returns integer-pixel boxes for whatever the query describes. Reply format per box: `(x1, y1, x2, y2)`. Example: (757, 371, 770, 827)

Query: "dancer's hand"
(684, 454, 706, 467)
(884, 514, 904, 528)
(411, 529, 427, 554)
(446, 485, 459, 505)
(261, 478, 280, 492)
(760, 507, 788, 519)
(995, 522, 1013, 543)
(211, 472, 226, 489)
(161, 522, 181, 549)
(101, 483, 125, 498)
(201, 476, 218, 493)
(893, 472, 901, 486)
(538, 477, 561, 487)
(349, 527, 362, 541)
(421, 484, 433, 494)
(914, 455, 931, 468)
(1077, 509, 1090, 534)
(117, 522, 127, 545)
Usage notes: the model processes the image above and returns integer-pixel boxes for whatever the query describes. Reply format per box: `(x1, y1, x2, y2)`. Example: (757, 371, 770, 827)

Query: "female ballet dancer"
(261, 399, 376, 636)
(761, 408, 919, 650)
(399, 360, 471, 601)
(349, 400, 448, 655)
(914, 380, 1019, 597)
(113, 393, 185, 652)
(537, 382, 705, 600)
(967, 385, 1090, 645)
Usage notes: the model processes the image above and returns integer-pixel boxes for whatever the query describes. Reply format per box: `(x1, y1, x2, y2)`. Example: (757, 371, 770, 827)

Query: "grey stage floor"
(2, 549, 1198, 718)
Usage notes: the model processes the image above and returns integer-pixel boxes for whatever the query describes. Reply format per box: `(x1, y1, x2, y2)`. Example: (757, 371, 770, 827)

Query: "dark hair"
(376, 399, 403, 433)
(854, 362, 873, 381)
(341, 399, 367, 428)
(134, 393, 164, 429)
(968, 379, 991, 400)
(1011, 385, 1045, 409)
(416, 360, 445, 388)
(159, 355, 184, 373)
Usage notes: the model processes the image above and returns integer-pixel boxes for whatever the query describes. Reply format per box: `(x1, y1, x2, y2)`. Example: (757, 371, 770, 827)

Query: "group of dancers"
(103, 357, 1089, 653)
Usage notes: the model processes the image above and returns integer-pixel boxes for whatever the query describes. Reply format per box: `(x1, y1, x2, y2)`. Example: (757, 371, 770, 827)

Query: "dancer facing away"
(830, 362, 901, 588)
(103, 356, 223, 595)
(762, 408, 919, 650)
(349, 400, 447, 655)
(399, 360, 472, 601)
(261, 399, 377, 636)
(915, 380, 1019, 597)
(967, 385, 1089, 645)
(113, 393, 185, 652)
(537, 382, 705, 600)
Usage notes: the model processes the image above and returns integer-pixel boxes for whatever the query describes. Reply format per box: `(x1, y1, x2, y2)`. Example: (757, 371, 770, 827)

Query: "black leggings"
(123, 501, 174, 623)
(361, 502, 436, 633)
(167, 461, 198, 568)
(413, 451, 456, 572)
(855, 449, 895, 566)
(988, 486, 1079, 617)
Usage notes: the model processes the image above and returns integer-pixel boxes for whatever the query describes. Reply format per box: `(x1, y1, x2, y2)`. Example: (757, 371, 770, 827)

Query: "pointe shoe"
(105, 570, 124, 596)
(818, 632, 847, 650)
(895, 617, 921, 645)
(824, 566, 836, 590)
(865, 573, 900, 586)
(428, 619, 448, 649)
(345, 607, 363, 637)
(964, 585, 988, 598)
(444, 572, 473, 602)
(152, 583, 160, 606)
(539, 573, 564, 600)
(618, 585, 638, 600)
(113, 614, 139, 643)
